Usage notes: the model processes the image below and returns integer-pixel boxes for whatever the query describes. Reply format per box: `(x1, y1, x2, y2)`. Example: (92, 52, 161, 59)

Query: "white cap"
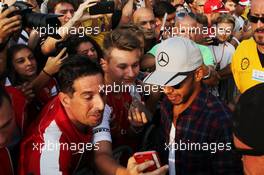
(143, 37, 203, 86)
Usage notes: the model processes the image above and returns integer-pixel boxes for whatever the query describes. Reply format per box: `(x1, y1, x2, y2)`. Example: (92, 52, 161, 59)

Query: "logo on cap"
(157, 52, 169, 67)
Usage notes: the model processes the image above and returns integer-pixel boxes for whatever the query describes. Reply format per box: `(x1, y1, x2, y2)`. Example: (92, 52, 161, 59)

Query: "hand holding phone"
(127, 153, 169, 175)
(133, 151, 161, 172)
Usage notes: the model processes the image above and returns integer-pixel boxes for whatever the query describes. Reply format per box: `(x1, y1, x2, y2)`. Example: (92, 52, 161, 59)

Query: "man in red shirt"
(19, 55, 105, 174)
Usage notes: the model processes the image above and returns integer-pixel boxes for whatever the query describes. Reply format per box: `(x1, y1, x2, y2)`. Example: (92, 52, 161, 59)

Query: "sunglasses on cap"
(247, 14, 264, 23)
(165, 71, 195, 89)
(176, 11, 196, 19)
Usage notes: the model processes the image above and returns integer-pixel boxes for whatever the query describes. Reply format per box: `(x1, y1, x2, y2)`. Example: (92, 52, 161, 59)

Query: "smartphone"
(134, 151, 161, 172)
(88, 1, 115, 15)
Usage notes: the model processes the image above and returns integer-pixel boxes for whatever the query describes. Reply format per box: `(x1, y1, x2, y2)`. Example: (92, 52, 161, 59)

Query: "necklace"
(212, 43, 226, 70)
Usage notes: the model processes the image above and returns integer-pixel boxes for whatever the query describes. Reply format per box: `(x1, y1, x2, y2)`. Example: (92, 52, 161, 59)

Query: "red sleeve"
(5, 86, 27, 134)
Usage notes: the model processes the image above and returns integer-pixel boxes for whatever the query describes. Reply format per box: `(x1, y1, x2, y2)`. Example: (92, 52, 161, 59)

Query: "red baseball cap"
(239, 0, 250, 6)
(204, 0, 229, 14)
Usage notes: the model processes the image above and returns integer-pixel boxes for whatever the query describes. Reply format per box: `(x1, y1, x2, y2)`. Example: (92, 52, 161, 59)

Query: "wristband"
(42, 69, 52, 77)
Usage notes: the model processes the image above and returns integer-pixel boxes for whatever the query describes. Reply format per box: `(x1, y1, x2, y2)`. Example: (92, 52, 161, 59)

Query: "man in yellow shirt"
(231, 0, 264, 93)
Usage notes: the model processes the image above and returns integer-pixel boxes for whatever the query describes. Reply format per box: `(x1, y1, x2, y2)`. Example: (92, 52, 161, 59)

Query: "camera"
(88, 1, 115, 15)
(1, 1, 62, 29)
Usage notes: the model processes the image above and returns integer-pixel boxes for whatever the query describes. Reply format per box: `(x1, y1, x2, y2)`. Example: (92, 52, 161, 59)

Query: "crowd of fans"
(0, 0, 264, 174)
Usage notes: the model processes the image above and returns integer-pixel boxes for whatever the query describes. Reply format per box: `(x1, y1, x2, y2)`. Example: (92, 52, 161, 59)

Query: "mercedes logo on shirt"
(157, 52, 169, 67)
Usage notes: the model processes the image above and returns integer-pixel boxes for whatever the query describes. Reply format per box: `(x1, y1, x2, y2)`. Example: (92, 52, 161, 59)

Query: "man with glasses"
(231, 0, 264, 93)
(143, 37, 243, 174)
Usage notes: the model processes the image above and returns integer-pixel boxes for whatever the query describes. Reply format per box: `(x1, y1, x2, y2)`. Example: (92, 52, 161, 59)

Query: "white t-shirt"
(5, 78, 11, 86)
(209, 42, 235, 70)
(169, 124, 176, 175)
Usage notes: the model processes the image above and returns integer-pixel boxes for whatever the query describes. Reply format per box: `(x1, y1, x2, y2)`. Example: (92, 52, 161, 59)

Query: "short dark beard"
(181, 77, 196, 104)
(253, 35, 264, 46)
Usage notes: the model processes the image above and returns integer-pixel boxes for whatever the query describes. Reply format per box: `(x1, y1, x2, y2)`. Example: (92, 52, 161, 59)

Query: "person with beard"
(143, 37, 243, 175)
(231, 0, 264, 93)
(132, 7, 157, 52)
(19, 56, 105, 174)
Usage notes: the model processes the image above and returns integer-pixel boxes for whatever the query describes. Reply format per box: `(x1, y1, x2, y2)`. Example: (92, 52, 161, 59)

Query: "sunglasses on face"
(247, 14, 264, 23)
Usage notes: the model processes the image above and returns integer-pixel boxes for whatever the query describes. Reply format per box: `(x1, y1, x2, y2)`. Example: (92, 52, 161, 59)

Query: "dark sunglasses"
(167, 71, 195, 89)
(247, 14, 264, 23)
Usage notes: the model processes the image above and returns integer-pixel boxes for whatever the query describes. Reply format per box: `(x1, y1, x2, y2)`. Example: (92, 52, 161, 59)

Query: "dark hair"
(6, 44, 36, 86)
(185, 0, 195, 5)
(57, 55, 104, 94)
(103, 28, 141, 58)
(223, 0, 239, 4)
(0, 86, 11, 108)
(65, 35, 103, 62)
(153, 1, 176, 18)
(194, 13, 209, 26)
(47, 0, 76, 13)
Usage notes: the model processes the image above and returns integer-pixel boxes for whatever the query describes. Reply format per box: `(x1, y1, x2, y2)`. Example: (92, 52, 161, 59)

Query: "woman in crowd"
(6, 44, 65, 125)
(66, 35, 103, 63)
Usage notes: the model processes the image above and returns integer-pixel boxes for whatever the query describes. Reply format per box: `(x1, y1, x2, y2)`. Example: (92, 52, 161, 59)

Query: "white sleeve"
(92, 104, 112, 144)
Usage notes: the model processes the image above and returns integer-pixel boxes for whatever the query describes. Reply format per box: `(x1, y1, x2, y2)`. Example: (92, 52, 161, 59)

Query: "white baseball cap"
(143, 37, 203, 86)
